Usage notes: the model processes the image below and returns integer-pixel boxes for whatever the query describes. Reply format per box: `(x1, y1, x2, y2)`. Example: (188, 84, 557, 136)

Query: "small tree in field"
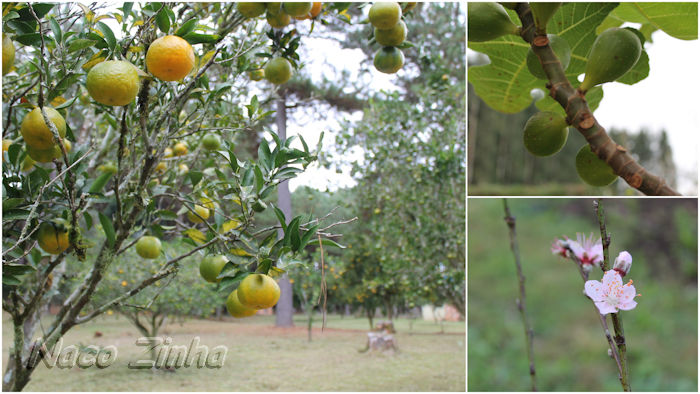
(0, 2, 411, 390)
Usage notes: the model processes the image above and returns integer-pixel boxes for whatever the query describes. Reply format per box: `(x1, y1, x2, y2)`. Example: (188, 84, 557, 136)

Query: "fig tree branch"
(502, 199, 537, 391)
(514, 3, 679, 196)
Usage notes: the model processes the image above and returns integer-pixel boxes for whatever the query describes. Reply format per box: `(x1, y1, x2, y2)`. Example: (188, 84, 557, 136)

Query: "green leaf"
(307, 238, 346, 249)
(187, 171, 203, 187)
(122, 2, 134, 20)
(272, 204, 287, 231)
(14, 33, 43, 47)
(3, 264, 36, 276)
(68, 38, 97, 52)
(88, 172, 113, 194)
(289, 218, 301, 252)
(182, 32, 219, 45)
(299, 225, 318, 250)
(95, 21, 117, 52)
(3, 198, 25, 211)
(175, 18, 197, 37)
(98, 212, 116, 248)
(258, 138, 272, 171)
(468, 3, 617, 113)
(156, 7, 171, 33)
(617, 50, 649, 85)
(3, 209, 30, 221)
(613, 2, 698, 40)
(2, 275, 21, 286)
(83, 211, 93, 230)
(48, 16, 61, 43)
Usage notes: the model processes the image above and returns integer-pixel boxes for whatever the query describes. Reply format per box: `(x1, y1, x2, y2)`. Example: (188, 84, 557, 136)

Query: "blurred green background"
(467, 198, 697, 391)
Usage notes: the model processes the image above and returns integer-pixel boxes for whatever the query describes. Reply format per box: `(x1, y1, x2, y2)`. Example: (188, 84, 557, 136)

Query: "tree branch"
(514, 3, 679, 196)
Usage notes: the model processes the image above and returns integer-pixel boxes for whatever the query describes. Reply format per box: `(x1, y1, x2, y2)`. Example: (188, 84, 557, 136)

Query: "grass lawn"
(3, 313, 465, 391)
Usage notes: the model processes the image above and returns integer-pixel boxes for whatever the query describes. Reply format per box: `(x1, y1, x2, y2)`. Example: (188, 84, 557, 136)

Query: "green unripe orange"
(26, 144, 62, 163)
(237, 2, 267, 18)
(37, 222, 69, 254)
(21, 107, 67, 150)
(266, 10, 291, 28)
(374, 20, 407, 47)
(373, 46, 404, 74)
(3, 34, 15, 75)
(526, 34, 571, 79)
(580, 27, 642, 92)
(523, 111, 569, 156)
(575, 145, 618, 186)
(226, 289, 257, 318)
(283, 2, 312, 17)
(530, 2, 561, 33)
(264, 57, 293, 84)
(135, 236, 162, 259)
(369, 2, 402, 30)
(201, 134, 221, 151)
(199, 254, 229, 283)
(467, 2, 519, 42)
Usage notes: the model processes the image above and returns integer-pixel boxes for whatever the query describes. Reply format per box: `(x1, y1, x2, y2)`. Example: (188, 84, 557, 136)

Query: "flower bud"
(613, 251, 632, 277)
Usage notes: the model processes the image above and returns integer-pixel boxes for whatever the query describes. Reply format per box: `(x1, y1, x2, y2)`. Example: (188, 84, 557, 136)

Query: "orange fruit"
(86, 60, 140, 106)
(173, 142, 188, 156)
(237, 274, 281, 309)
(375, 20, 407, 46)
(201, 134, 221, 150)
(187, 203, 210, 223)
(295, 2, 322, 20)
(155, 161, 167, 173)
(249, 69, 265, 81)
(20, 107, 67, 150)
(283, 2, 312, 17)
(2, 139, 11, 161)
(199, 255, 229, 283)
(226, 289, 256, 318)
(266, 11, 291, 28)
(163, 147, 174, 158)
(135, 236, 162, 259)
(374, 46, 404, 74)
(369, 2, 402, 29)
(3, 34, 15, 75)
(264, 57, 292, 84)
(237, 2, 267, 18)
(146, 35, 195, 81)
(26, 144, 61, 163)
(37, 222, 69, 254)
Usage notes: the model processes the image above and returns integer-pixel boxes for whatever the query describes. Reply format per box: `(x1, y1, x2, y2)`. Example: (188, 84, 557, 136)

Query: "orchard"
(2, 2, 465, 391)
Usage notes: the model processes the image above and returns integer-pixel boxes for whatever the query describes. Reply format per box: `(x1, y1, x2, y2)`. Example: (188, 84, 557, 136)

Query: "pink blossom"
(584, 270, 638, 315)
(550, 238, 569, 257)
(613, 251, 632, 277)
(568, 233, 603, 270)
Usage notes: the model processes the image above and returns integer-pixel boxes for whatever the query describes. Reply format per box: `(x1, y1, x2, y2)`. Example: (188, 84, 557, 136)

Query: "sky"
(467, 27, 700, 195)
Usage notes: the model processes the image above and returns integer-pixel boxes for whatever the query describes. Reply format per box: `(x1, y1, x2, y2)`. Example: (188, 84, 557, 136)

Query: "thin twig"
(503, 199, 537, 391)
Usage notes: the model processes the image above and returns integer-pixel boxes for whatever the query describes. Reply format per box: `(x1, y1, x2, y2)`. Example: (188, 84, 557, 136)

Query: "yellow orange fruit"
(37, 222, 70, 254)
(199, 255, 229, 283)
(283, 2, 312, 17)
(86, 60, 140, 106)
(20, 107, 67, 150)
(375, 20, 407, 46)
(264, 57, 292, 84)
(226, 289, 257, 318)
(3, 34, 15, 75)
(266, 11, 291, 28)
(295, 2, 322, 20)
(187, 203, 210, 223)
(237, 273, 281, 309)
(237, 2, 267, 18)
(369, 2, 402, 29)
(173, 142, 188, 156)
(135, 236, 162, 259)
(146, 35, 195, 82)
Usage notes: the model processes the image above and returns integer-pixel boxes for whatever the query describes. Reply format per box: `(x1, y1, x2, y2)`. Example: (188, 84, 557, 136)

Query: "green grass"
(3, 313, 465, 391)
(467, 199, 697, 391)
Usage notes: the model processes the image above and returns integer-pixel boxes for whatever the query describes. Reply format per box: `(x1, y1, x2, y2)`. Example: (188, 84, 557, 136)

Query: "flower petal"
(619, 284, 637, 303)
(585, 280, 605, 302)
(569, 241, 584, 260)
(602, 270, 623, 289)
(618, 299, 638, 311)
(594, 301, 618, 315)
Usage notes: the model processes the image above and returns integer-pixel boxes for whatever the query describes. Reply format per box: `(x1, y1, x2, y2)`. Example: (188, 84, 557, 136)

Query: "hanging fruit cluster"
(370, 2, 416, 74)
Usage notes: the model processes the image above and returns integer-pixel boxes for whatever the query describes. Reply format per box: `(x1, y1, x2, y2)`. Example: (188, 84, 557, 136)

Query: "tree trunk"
(274, 91, 294, 328)
(366, 306, 375, 330)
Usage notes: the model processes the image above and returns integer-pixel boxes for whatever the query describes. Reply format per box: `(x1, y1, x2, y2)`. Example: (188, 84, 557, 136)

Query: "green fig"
(526, 34, 571, 79)
(575, 145, 617, 186)
(579, 27, 642, 92)
(468, 2, 520, 42)
(523, 111, 569, 156)
(529, 2, 561, 33)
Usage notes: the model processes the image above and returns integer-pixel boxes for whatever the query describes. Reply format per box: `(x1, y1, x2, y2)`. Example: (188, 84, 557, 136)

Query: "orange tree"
(0, 2, 366, 390)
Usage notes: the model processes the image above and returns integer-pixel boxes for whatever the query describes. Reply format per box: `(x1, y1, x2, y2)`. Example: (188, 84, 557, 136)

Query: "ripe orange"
(369, 2, 402, 29)
(3, 34, 15, 75)
(20, 107, 67, 150)
(86, 60, 140, 106)
(199, 254, 229, 283)
(237, 274, 281, 309)
(187, 203, 210, 223)
(37, 222, 69, 254)
(173, 142, 188, 156)
(135, 236, 162, 259)
(146, 35, 195, 81)
(295, 2, 322, 20)
(264, 57, 292, 84)
(375, 20, 407, 46)
(237, 2, 267, 18)
(155, 161, 167, 173)
(163, 147, 174, 158)
(374, 46, 404, 74)
(283, 2, 312, 17)
(226, 289, 256, 318)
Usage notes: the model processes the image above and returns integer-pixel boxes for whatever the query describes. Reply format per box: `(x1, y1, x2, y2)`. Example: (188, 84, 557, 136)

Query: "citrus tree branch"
(502, 199, 537, 391)
(514, 3, 679, 196)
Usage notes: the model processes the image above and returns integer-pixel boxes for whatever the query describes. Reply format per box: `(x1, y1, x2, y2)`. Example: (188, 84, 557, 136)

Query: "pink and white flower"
(550, 238, 569, 257)
(584, 270, 639, 315)
(568, 233, 603, 271)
